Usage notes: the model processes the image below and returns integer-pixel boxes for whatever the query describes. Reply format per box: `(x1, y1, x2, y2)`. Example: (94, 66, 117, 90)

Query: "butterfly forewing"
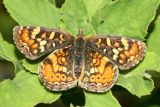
(39, 46, 77, 91)
(86, 36, 146, 70)
(78, 49, 118, 93)
(13, 26, 74, 60)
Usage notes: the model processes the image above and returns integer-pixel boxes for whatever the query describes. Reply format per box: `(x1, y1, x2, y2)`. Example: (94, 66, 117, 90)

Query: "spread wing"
(78, 50, 118, 93)
(13, 26, 74, 60)
(86, 36, 146, 70)
(39, 46, 77, 91)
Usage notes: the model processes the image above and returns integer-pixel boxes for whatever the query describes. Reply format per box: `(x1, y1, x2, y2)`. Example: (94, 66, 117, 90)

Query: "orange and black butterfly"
(13, 26, 146, 93)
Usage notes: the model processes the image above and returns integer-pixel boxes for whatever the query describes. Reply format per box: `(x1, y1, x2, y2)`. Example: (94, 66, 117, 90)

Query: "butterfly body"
(73, 33, 86, 78)
(13, 26, 146, 93)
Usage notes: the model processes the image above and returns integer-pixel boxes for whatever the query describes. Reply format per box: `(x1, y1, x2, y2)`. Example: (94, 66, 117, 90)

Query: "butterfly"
(13, 26, 146, 93)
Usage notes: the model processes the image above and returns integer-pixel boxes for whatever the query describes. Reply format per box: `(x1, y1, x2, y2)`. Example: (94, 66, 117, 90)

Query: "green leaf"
(3, 0, 60, 28)
(0, 33, 17, 62)
(92, 0, 160, 39)
(22, 59, 39, 74)
(116, 17, 160, 97)
(85, 91, 121, 107)
(0, 33, 23, 71)
(0, 70, 60, 107)
(60, 0, 96, 36)
(145, 16, 160, 72)
(83, 0, 105, 20)
(147, 16, 160, 55)
(117, 74, 154, 97)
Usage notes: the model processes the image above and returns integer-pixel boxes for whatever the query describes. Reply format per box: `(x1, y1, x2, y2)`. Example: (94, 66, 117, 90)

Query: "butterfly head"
(77, 29, 84, 38)
(75, 29, 85, 49)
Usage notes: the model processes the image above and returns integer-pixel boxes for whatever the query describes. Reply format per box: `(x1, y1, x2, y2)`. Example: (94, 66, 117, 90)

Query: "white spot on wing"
(40, 40, 47, 46)
(39, 46, 44, 52)
(52, 42, 56, 47)
(103, 49, 106, 53)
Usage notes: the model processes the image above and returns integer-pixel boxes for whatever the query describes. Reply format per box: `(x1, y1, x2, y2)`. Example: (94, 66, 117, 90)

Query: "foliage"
(0, 0, 160, 107)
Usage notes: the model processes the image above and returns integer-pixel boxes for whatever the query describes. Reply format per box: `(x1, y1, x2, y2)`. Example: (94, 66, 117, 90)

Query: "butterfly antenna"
(78, 28, 84, 38)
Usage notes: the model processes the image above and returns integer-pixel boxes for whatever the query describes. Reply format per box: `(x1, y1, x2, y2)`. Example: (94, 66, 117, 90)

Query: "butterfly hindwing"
(39, 46, 77, 91)
(78, 49, 118, 93)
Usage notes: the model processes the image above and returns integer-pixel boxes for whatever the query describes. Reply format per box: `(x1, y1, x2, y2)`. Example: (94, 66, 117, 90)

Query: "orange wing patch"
(39, 47, 77, 91)
(13, 26, 74, 60)
(79, 50, 118, 93)
(117, 40, 146, 69)
(86, 36, 146, 70)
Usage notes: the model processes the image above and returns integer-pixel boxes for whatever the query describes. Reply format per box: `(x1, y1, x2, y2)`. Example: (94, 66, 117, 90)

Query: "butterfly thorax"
(73, 33, 85, 78)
